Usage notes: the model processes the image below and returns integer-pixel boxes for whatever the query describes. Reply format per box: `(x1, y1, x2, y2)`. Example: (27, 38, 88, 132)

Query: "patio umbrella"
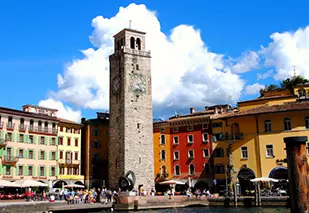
(250, 177, 279, 182)
(13, 179, 48, 187)
(64, 184, 85, 188)
(159, 180, 185, 185)
(0, 180, 20, 187)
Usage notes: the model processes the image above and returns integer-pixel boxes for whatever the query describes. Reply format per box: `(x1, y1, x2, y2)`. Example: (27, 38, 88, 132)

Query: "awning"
(250, 177, 279, 182)
(159, 180, 185, 185)
(13, 179, 48, 187)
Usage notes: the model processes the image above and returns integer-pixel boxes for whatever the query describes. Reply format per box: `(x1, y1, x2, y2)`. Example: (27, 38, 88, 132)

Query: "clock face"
(112, 76, 121, 95)
(131, 75, 146, 93)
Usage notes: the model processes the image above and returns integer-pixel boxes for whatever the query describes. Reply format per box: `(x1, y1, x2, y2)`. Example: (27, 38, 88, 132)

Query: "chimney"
(190, 108, 195, 114)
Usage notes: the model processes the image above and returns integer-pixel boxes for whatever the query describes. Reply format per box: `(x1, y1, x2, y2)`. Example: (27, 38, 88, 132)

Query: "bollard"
(284, 136, 308, 213)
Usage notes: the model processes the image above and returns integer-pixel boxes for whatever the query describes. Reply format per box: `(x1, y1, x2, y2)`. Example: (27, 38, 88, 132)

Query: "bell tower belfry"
(108, 28, 154, 191)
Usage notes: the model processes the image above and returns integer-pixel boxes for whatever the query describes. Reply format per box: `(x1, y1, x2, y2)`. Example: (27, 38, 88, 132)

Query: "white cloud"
(39, 98, 82, 122)
(231, 51, 260, 73)
(257, 69, 274, 80)
(261, 26, 309, 80)
(47, 3, 249, 114)
(244, 83, 265, 95)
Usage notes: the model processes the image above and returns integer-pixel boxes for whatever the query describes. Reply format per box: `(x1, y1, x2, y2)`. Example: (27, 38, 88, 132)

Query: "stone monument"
(108, 28, 154, 192)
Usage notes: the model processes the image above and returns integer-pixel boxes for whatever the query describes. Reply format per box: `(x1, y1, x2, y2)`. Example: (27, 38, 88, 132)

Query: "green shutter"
(10, 166, 13, 175)
(55, 137, 58, 145)
(49, 152, 52, 160)
(33, 150, 36, 160)
(56, 151, 59, 160)
(24, 165, 28, 176)
(24, 134, 28, 143)
(11, 133, 15, 142)
(44, 151, 47, 160)
(16, 165, 19, 176)
(24, 150, 28, 159)
(37, 166, 40, 176)
(0, 164, 2, 175)
(44, 167, 46, 176)
(49, 167, 52, 176)
(49, 137, 52, 145)
(33, 136, 36, 144)
(16, 148, 19, 157)
(0, 131, 3, 139)
(11, 147, 14, 156)
(56, 167, 59, 176)
(45, 137, 48, 145)
(17, 134, 20, 143)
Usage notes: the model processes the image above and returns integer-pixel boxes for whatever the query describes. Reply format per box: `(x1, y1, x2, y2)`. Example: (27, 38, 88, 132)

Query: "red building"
(168, 108, 214, 188)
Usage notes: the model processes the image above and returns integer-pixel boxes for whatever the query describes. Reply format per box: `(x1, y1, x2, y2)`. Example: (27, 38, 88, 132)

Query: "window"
(28, 150, 33, 159)
(174, 151, 179, 160)
(60, 151, 63, 159)
(174, 165, 180, 176)
(52, 123, 57, 133)
(20, 118, 25, 130)
(94, 140, 100, 149)
(5, 166, 11, 175)
(189, 164, 195, 175)
(160, 127, 165, 132)
(18, 149, 24, 158)
(305, 116, 309, 129)
(29, 135, 34, 144)
(204, 163, 210, 174)
(67, 138, 71, 146)
(213, 148, 224, 157)
(66, 128, 71, 133)
(44, 122, 48, 132)
(136, 64, 139, 70)
(202, 133, 209, 142)
(173, 127, 179, 133)
(203, 149, 209, 158)
(28, 166, 33, 176)
(94, 129, 99, 136)
(264, 120, 272, 132)
(188, 150, 194, 159)
(284, 118, 292, 131)
(215, 164, 225, 174)
(51, 152, 56, 160)
(59, 137, 63, 145)
(40, 166, 44, 176)
(75, 152, 78, 160)
(7, 117, 13, 129)
(40, 136, 45, 145)
(60, 167, 65, 175)
(75, 139, 78, 146)
(7, 133, 12, 141)
(241, 146, 248, 159)
(51, 167, 55, 176)
(212, 122, 222, 128)
(187, 125, 193, 131)
(38, 121, 42, 132)
(51, 138, 56, 145)
(60, 126, 63, 132)
(160, 150, 166, 161)
(18, 166, 23, 176)
(187, 134, 194, 143)
(29, 120, 34, 130)
(160, 134, 166, 145)
(202, 123, 208, 129)
(40, 151, 45, 160)
(173, 136, 179, 145)
(19, 134, 24, 142)
(73, 167, 79, 175)
(266, 145, 274, 157)
(137, 123, 140, 129)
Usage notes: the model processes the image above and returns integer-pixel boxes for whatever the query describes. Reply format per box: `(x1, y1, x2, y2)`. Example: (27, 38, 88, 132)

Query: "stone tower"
(108, 28, 154, 191)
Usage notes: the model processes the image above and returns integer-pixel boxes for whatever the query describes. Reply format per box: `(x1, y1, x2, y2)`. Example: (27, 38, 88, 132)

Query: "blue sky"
(1, 0, 309, 121)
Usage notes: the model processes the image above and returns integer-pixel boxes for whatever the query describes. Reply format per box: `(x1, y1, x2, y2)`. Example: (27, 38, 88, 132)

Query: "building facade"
(109, 28, 154, 190)
(53, 118, 84, 188)
(0, 105, 59, 187)
(212, 85, 309, 195)
(81, 112, 109, 189)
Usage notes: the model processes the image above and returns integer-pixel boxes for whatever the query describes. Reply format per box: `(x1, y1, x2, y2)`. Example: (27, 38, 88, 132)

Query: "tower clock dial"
(131, 74, 146, 93)
(112, 76, 121, 95)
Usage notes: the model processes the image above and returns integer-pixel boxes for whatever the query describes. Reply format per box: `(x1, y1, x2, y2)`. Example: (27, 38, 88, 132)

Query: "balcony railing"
(2, 155, 19, 164)
(19, 124, 26, 131)
(212, 133, 244, 142)
(72, 159, 80, 165)
(6, 123, 15, 130)
(28, 126, 57, 134)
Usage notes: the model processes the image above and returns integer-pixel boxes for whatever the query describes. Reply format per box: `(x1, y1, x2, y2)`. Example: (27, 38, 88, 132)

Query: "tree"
(280, 75, 309, 91)
(259, 84, 279, 97)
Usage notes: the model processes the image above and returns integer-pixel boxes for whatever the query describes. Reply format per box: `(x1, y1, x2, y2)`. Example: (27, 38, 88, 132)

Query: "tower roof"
(113, 28, 146, 38)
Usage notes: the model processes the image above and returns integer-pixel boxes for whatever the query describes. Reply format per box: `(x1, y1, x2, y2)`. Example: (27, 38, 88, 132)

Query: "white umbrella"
(250, 177, 279, 182)
(0, 180, 20, 187)
(13, 179, 48, 187)
(64, 184, 85, 188)
(159, 180, 185, 185)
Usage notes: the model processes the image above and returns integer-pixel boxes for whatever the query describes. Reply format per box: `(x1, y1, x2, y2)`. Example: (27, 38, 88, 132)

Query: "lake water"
(107, 207, 290, 213)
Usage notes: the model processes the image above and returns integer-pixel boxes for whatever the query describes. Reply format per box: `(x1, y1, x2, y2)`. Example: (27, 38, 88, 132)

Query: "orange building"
(81, 112, 109, 189)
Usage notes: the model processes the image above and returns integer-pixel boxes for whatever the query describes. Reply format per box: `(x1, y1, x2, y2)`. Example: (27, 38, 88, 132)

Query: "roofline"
(0, 107, 59, 121)
(59, 120, 83, 127)
(22, 104, 58, 112)
(238, 95, 296, 104)
(113, 28, 146, 38)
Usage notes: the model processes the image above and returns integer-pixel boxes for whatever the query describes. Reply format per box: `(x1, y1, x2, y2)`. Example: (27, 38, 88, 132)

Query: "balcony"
(28, 126, 57, 135)
(6, 123, 15, 131)
(72, 159, 80, 165)
(212, 133, 244, 142)
(2, 156, 19, 164)
(0, 138, 7, 148)
(19, 124, 26, 132)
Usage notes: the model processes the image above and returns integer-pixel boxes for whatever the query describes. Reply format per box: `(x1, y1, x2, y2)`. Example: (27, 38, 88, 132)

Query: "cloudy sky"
(1, 0, 309, 121)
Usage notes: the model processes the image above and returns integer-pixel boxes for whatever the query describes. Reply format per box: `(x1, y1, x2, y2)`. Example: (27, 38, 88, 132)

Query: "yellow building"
(53, 118, 84, 188)
(212, 85, 309, 194)
(153, 121, 172, 183)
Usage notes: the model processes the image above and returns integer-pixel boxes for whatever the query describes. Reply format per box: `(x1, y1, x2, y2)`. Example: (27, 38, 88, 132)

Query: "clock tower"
(108, 28, 154, 190)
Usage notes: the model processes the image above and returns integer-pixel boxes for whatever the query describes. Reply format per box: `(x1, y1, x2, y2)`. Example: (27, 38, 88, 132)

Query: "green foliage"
(259, 84, 279, 97)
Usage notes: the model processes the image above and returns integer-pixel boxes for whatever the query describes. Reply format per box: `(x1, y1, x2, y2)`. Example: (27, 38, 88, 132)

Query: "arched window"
(7, 116, 13, 128)
(160, 165, 166, 175)
(284, 118, 292, 131)
(264, 120, 272, 132)
(44, 122, 48, 132)
(160, 150, 166, 161)
(174, 165, 180, 176)
(204, 163, 210, 174)
(305, 116, 309, 129)
(189, 164, 195, 175)
(29, 120, 34, 130)
(136, 38, 141, 50)
(20, 118, 24, 130)
(160, 134, 166, 145)
(38, 121, 42, 132)
(130, 37, 135, 49)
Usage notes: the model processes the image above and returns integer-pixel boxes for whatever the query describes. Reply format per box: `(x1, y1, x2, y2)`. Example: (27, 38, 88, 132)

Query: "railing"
(72, 159, 80, 165)
(2, 155, 19, 164)
(29, 126, 57, 134)
(19, 124, 26, 131)
(6, 123, 15, 129)
(212, 133, 244, 142)
(123, 47, 151, 57)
